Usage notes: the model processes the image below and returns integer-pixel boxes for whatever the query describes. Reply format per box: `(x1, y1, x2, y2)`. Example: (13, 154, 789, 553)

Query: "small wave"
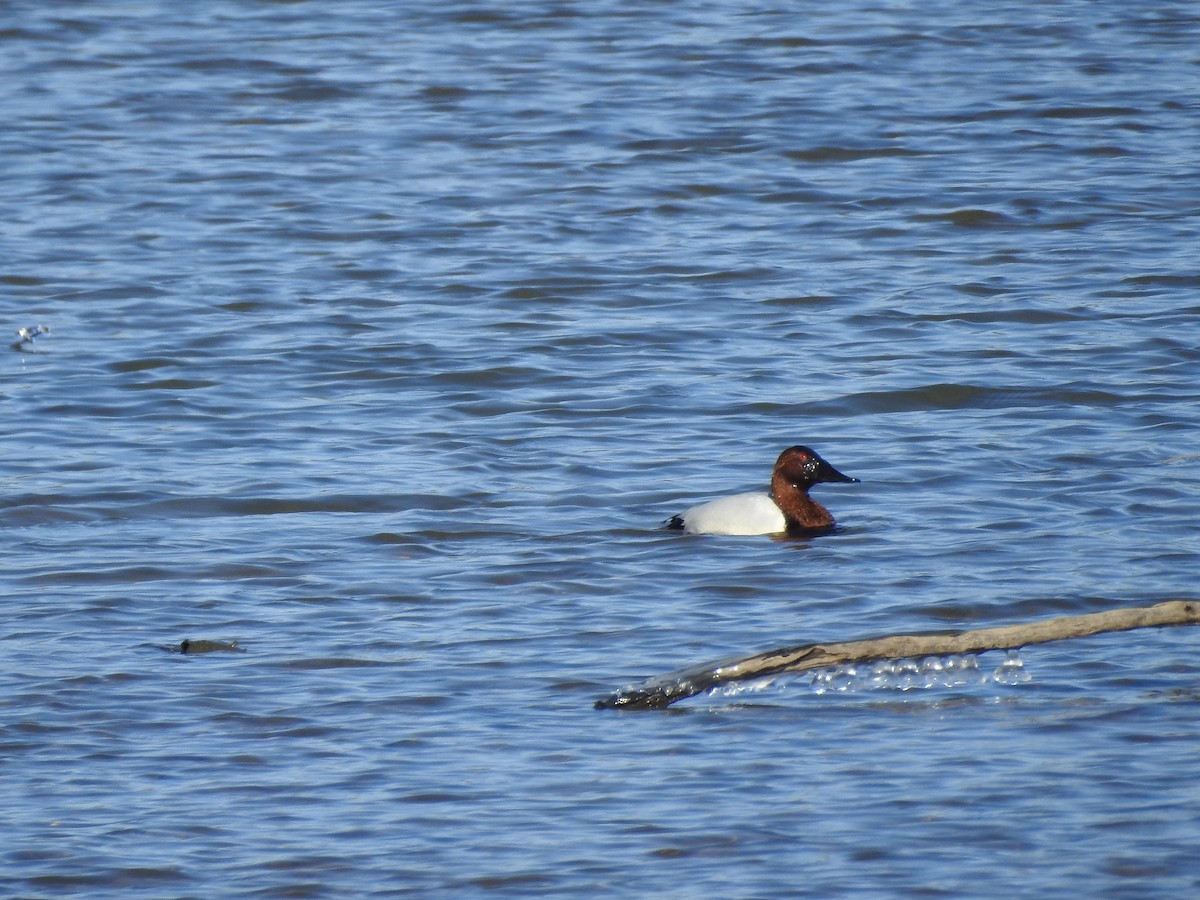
(784, 145, 925, 163)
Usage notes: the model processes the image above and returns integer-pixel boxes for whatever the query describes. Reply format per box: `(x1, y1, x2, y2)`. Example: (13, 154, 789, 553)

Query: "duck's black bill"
(820, 463, 859, 484)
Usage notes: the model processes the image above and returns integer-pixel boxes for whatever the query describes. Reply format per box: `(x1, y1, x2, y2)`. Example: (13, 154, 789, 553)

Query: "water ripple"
(2, 0, 1199, 896)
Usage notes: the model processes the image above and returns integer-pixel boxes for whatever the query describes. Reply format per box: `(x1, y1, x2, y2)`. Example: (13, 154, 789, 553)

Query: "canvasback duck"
(666, 445, 859, 537)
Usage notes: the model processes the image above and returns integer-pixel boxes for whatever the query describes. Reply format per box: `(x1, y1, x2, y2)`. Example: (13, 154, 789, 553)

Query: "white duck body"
(673, 492, 786, 536)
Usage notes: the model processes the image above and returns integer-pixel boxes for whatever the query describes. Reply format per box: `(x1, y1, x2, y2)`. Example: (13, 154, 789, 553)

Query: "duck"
(666, 445, 859, 537)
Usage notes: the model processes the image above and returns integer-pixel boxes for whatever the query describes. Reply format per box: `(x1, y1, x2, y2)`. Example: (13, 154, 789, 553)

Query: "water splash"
(991, 648, 1032, 685)
(11, 324, 49, 351)
(695, 650, 1032, 704)
(807, 650, 1031, 695)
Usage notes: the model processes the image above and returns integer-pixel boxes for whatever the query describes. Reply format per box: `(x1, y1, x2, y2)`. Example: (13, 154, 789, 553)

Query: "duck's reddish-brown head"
(774, 445, 859, 488)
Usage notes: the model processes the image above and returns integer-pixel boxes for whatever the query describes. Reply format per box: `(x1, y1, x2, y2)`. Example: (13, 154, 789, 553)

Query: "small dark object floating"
(177, 638, 243, 654)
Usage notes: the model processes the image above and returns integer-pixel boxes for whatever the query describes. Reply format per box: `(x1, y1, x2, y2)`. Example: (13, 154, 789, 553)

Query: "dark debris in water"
(168, 638, 245, 655)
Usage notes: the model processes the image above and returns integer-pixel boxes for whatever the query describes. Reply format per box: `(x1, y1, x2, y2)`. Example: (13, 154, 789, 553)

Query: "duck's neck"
(771, 477, 836, 535)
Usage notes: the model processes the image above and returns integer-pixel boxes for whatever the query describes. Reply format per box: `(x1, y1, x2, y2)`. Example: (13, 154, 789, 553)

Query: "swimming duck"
(666, 445, 859, 536)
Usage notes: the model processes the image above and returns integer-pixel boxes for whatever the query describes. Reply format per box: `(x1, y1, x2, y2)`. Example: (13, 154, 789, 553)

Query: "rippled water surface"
(3, 1, 1200, 895)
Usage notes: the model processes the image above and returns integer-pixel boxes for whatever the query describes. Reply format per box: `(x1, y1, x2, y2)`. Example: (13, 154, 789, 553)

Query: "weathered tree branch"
(596, 599, 1200, 710)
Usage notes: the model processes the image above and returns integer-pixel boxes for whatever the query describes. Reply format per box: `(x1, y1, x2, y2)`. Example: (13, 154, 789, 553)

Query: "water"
(2, 0, 1199, 895)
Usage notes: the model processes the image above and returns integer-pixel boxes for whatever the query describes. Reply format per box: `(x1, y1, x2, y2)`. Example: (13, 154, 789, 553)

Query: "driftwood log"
(596, 599, 1200, 710)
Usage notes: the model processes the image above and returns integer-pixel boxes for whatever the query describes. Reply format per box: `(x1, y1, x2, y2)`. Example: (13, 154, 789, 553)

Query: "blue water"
(3, 1, 1200, 895)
